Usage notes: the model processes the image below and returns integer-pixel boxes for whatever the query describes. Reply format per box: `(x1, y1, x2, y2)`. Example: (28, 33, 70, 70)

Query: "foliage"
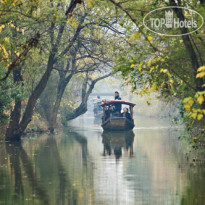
(104, 0, 205, 129)
(183, 66, 205, 122)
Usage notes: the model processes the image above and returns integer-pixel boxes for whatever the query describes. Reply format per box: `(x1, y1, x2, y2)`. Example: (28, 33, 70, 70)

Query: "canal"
(0, 115, 205, 205)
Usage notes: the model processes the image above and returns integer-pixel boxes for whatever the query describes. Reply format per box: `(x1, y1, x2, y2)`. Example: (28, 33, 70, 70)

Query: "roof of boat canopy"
(101, 100, 136, 107)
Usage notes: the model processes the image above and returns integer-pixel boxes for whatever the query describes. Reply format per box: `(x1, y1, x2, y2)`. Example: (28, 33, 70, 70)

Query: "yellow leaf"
(130, 64, 137, 68)
(160, 69, 164, 73)
(1, 45, 8, 59)
(147, 36, 152, 41)
(188, 99, 194, 107)
(130, 60, 134, 64)
(67, 18, 72, 24)
(183, 97, 193, 104)
(149, 67, 154, 73)
(147, 60, 152, 67)
(88, 0, 94, 8)
(128, 37, 133, 42)
(196, 72, 205, 78)
(197, 113, 203, 120)
(134, 32, 141, 40)
(197, 95, 204, 105)
(197, 66, 205, 72)
(72, 21, 77, 28)
(21, 29, 24, 35)
(190, 112, 197, 119)
(184, 104, 191, 111)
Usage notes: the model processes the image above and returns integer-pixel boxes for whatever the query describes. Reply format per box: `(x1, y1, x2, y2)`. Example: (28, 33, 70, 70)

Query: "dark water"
(0, 116, 205, 205)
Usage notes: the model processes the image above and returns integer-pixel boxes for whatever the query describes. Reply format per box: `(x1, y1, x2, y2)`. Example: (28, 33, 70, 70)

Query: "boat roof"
(101, 100, 136, 107)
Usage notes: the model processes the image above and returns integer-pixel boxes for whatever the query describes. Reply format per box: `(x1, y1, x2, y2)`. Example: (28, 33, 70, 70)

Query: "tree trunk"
(6, 68, 23, 141)
(200, 0, 205, 4)
(5, 0, 80, 140)
(6, 54, 55, 140)
(170, 0, 204, 91)
(49, 74, 73, 132)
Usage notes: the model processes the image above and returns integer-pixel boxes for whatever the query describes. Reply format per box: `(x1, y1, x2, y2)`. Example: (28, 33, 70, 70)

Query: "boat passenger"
(105, 105, 111, 120)
(114, 91, 122, 113)
(121, 108, 132, 121)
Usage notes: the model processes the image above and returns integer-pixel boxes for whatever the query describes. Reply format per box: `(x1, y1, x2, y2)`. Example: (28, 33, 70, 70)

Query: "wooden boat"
(101, 100, 135, 131)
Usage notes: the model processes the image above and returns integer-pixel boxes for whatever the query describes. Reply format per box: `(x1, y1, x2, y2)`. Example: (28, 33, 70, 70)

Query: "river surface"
(0, 115, 205, 205)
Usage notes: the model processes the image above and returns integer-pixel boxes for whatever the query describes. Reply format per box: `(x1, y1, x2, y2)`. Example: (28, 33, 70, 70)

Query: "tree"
(4, 0, 82, 140)
(106, 0, 205, 122)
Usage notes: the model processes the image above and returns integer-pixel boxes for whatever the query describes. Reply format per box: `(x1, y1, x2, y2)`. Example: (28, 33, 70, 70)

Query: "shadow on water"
(102, 131, 135, 160)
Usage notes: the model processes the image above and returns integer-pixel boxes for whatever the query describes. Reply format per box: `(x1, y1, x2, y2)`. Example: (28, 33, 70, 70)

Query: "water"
(0, 116, 205, 205)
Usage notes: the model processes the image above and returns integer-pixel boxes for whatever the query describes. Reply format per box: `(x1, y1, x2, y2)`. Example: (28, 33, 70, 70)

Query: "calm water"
(0, 116, 205, 205)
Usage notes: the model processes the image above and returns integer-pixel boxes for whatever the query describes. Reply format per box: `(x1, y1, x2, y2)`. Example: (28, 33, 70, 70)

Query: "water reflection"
(0, 132, 94, 205)
(0, 118, 205, 204)
(102, 131, 134, 159)
(4, 141, 49, 204)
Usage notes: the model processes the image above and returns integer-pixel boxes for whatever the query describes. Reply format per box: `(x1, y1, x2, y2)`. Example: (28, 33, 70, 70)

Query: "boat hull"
(102, 117, 134, 131)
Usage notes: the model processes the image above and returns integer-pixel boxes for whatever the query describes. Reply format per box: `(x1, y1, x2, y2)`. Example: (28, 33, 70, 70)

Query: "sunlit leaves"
(197, 95, 204, 105)
(196, 72, 205, 78)
(88, 0, 94, 8)
(197, 66, 205, 72)
(128, 32, 141, 42)
(196, 65, 205, 78)
(147, 36, 152, 41)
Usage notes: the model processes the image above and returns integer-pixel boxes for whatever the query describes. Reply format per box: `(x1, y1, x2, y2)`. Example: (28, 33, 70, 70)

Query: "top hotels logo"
(143, 6, 204, 36)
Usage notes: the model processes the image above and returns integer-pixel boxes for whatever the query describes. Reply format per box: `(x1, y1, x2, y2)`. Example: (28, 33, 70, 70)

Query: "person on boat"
(105, 105, 111, 120)
(114, 91, 122, 114)
(121, 108, 132, 121)
(114, 91, 121, 100)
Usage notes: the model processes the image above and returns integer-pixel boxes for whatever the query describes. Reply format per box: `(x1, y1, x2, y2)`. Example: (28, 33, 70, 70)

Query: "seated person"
(105, 105, 112, 120)
(110, 105, 121, 117)
(105, 105, 120, 118)
(121, 108, 132, 121)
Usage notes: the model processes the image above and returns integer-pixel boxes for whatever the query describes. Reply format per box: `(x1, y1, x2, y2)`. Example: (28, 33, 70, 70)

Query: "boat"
(101, 100, 135, 131)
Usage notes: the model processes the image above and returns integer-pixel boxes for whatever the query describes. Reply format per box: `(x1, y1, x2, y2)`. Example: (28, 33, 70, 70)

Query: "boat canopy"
(101, 100, 136, 107)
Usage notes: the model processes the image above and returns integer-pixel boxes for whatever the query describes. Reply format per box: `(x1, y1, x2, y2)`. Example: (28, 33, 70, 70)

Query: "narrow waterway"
(0, 115, 205, 205)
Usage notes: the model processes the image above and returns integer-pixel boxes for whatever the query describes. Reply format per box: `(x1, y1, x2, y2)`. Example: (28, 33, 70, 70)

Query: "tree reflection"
(102, 131, 135, 159)
(6, 142, 24, 202)
(5, 141, 49, 204)
(71, 132, 88, 166)
(4, 132, 92, 205)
